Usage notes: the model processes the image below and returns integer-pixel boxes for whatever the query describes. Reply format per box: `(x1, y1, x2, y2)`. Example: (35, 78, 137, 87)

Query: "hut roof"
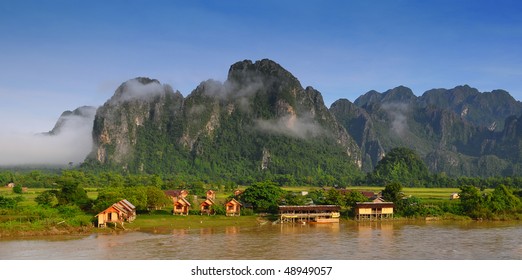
(278, 205, 341, 212)
(117, 199, 136, 211)
(226, 198, 242, 206)
(164, 190, 188, 197)
(175, 197, 191, 206)
(200, 198, 215, 206)
(96, 199, 136, 217)
(355, 202, 394, 209)
(360, 191, 376, 198)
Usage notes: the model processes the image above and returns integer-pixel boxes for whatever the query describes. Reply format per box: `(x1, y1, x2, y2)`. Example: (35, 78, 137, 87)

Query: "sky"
(1, 0, 522, 164)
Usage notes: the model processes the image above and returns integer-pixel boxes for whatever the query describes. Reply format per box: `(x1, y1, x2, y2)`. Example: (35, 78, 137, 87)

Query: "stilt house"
(225, 198, 242, 216)
(355, 202, 394, 220)
(173, 197, 191, 215)
(96, 199, 136, 228)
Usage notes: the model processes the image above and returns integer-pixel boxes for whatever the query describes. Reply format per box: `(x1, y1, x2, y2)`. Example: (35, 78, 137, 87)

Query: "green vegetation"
(239, 181, 284, 212)
(126, 214, 260, 232)
(367, 147, 429, 186)
(2, 147, 522, 238)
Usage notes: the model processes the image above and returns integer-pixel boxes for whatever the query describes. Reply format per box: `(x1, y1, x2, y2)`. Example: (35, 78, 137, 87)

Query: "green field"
(347, 186, 461, 200)
(123, 213, 262, 233)
(281, 185, 465, 201)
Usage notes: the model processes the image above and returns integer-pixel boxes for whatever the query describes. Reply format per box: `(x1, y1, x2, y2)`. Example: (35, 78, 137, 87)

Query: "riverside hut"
(355, 202, 394, 220)
(225, 198, 242, 216)
(278, 205, 341, 224)
(164, 189, 189, 202)
(200, 198, 215, 215)
(96, 199, 136, 228)
(173, 197, 191, 215)
(206, 190, 216, 200)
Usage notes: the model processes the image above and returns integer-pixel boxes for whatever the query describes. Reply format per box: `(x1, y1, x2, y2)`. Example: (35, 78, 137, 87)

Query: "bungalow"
(164, 189, 189, 203)
(450, 193, 460, 200)
(355, 202, 394, 221)
(225, 198, 242, 216)
(173, 197, 191, 215)
(360, 191, 376, 199)
(233, 189, 243, 197)
(200, 198, 215, 215)
(96, 199, 136, 228)
(206, 190, 216, 200)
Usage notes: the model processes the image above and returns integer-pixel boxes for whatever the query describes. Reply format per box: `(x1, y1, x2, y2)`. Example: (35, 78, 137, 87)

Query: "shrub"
(0, 196, 17, 209)
(13, 185, 23, 194)
(241, 208, 254, 216)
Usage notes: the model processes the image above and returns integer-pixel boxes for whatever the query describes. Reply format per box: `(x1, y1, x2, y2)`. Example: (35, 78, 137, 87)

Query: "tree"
(307, 189, 326, 205)
(368, 147, 429, 186)
(488, 185, 521, 214)
(382, 182, 404, 203)
(56, 181, 91, 210)
(396, 196, 425, 217)
(344, 191, 369, 208)
(240, 181, 284, 212)
(12, 185, 23, 194)
(146, 186, 170, 210)
(324, 189, 345, 206)
(0, 196, 17, 209)
(283, 192, 309, 206)
(35, 190, 58, 207)
(459, 185, 489, 218)
(93, 187, 125, 213)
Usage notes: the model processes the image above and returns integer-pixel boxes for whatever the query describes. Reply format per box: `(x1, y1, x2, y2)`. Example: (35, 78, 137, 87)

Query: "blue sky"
(1, 0, 522, 133)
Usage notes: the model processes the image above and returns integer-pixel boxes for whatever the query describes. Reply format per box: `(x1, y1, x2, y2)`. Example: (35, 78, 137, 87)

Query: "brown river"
(0, 220, 521, 260)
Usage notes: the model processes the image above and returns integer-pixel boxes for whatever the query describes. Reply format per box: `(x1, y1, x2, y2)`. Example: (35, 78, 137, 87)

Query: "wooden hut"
(173, 197, 191, 215)
(355, 202, 394, 221)
(278, 205, 341, 224)
(96, 199, 136, 228)
(450, 193, 460, 200)
(164, 189, 189, 203)
(206, 189, 216, 200)
(225, 198, 242, 216)
(233, 189, 243, 197)
(200, 198, 215, 215)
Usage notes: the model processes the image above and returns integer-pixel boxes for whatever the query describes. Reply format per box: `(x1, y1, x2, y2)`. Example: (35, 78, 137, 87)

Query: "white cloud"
(381, 102, 410, 137)
(254, 115, 326, 140)
(0, 108, 96, 166)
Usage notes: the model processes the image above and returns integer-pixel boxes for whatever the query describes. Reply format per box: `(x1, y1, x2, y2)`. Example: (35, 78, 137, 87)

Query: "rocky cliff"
(87, 59, 362, 182)
(82, 58, 522, 178)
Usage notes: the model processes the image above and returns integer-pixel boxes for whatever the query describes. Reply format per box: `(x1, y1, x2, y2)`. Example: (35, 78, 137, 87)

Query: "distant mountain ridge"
(334, 84, 522, 176)
(40, 58, 522, 179)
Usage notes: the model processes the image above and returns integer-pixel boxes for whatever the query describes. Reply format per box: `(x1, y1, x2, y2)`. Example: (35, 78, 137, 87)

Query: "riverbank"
(3, 211, 521, 239)
(0, 214, 266, 238)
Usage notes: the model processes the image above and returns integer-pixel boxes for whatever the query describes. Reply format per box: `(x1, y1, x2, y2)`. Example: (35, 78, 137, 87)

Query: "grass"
(346, 186, 462, 200)
(1, 187, 49, 207)
(116, 213, 261, 233)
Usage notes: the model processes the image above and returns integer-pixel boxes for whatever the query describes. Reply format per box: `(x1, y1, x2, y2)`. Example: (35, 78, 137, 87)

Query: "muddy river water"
(1, 220, 521, 259)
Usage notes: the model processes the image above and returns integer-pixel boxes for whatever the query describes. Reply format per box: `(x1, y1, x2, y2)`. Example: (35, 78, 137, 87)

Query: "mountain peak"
(354, 86, 416, 108)
(381, 86, 416, 103)
(227, 59, 299, 86)
(108, 77, 175, 104)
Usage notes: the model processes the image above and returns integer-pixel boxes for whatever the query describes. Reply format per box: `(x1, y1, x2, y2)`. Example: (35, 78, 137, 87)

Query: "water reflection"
(0, 221, 520, 260)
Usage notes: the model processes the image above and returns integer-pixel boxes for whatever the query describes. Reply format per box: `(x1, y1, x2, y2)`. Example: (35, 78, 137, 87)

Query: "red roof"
(164, 190, 188, 197)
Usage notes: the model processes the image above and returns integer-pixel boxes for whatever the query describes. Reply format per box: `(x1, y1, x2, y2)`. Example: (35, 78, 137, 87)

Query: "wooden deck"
(278, 205, 341, 224)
